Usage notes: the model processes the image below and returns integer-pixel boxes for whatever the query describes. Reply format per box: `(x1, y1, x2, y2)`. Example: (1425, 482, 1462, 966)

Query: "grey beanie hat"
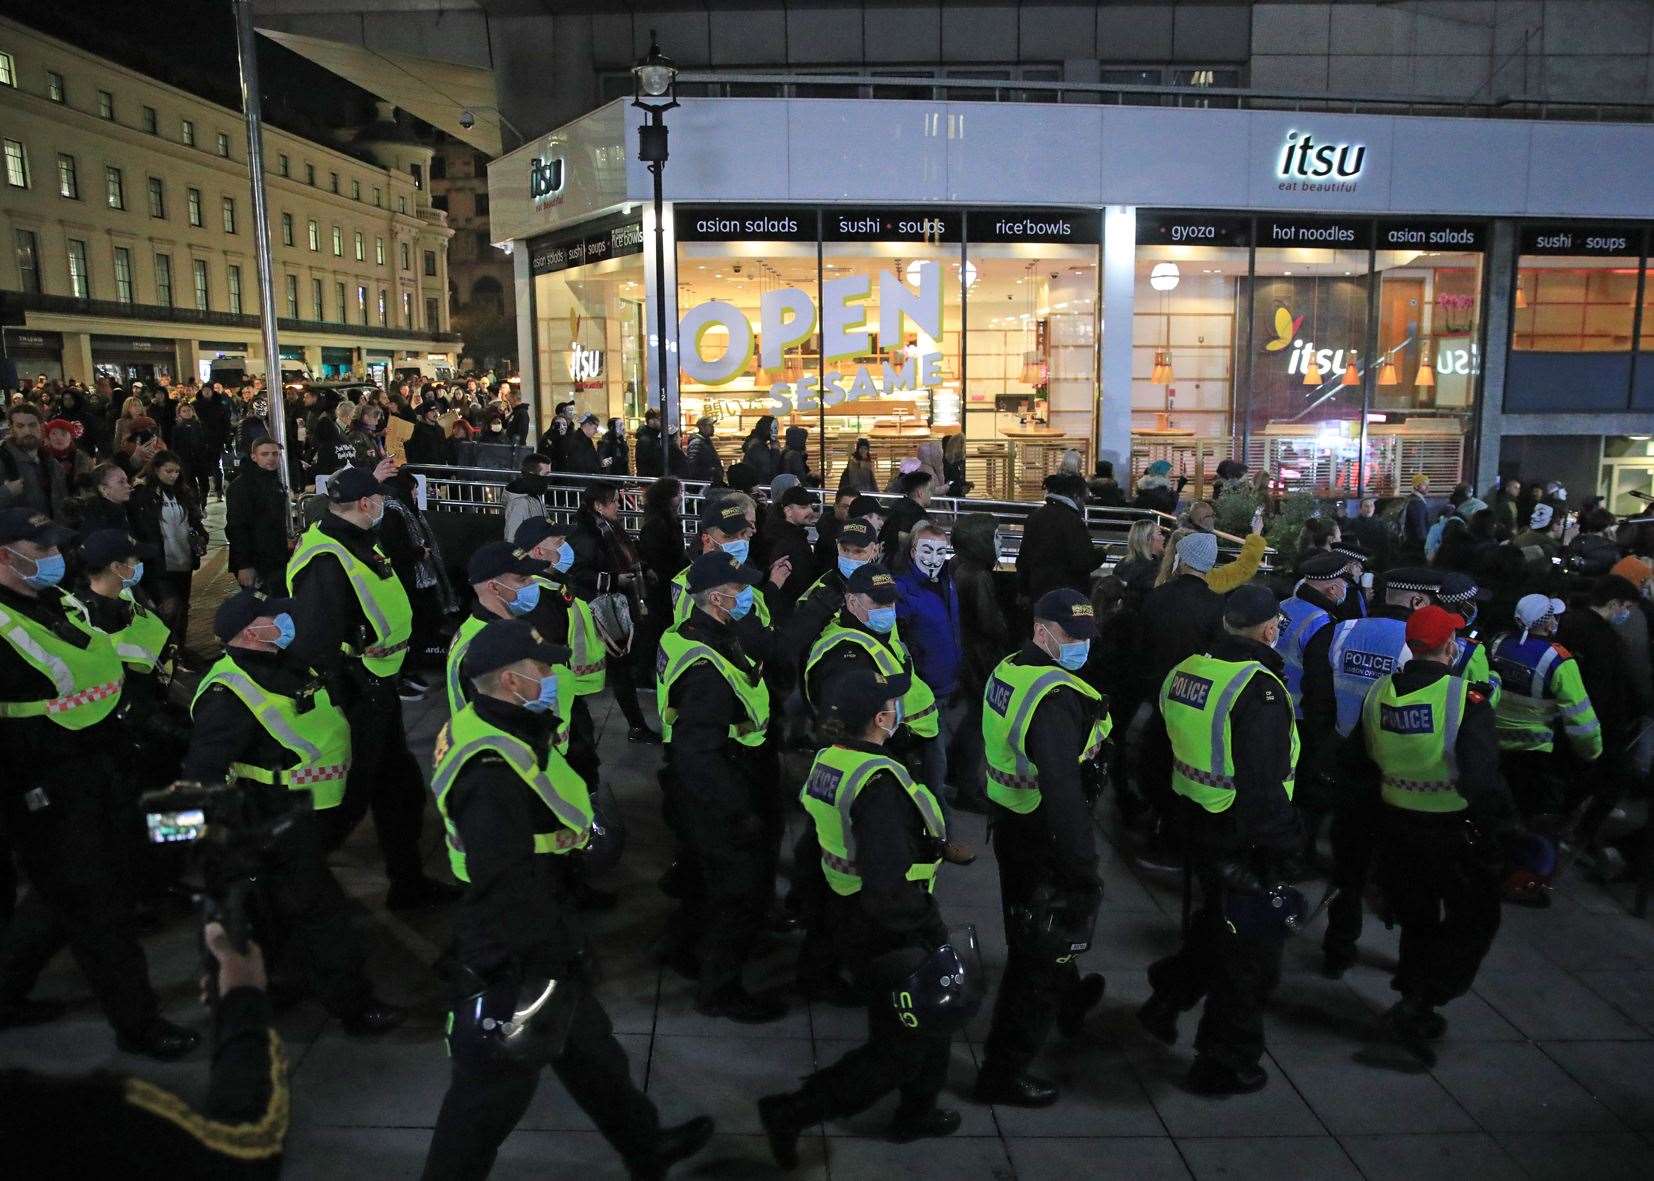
(1176, 530, 1219, 574)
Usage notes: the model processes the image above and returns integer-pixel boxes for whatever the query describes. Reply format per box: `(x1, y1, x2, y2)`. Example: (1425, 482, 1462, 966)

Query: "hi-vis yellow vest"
(534, 575, 605, 695)
(110, 591, 171, 675)
(0, 591, 125, 730)
(670, 566, 772, 629)
(1160, 654, 1299, 814)
(287, 524, 414, 677)
(655, 624, 769, 746)
(445, 611, 572, 754)
(982, 657, 1112, 814)
(1361, 671, 1470, 814)
(191, 654, 352, 808)
(800, 745, 945, 896)
(430, 703, 592, 883)
(805, 619, 939, 740)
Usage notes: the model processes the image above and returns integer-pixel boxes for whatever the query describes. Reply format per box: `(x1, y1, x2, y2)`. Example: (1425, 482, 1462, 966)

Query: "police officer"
(974, 589, 1111, 1107)
(1353, 604, 1514, 1044)
(0, 508, 197, 1056)
(655, 551, 785, 1023)
(288, 464, 455, 910)
(182, 589, 406, 1034)
(1274, 551, 1348, 721)
(445, 541, 555, 718)
(423, 618, 714, 1180)
(1140, 584, 1301, 1095)
(516, 516, 609, 765)
(779, 516, 883, 667)
(758, 668, 960, 1163)
(1488, 593, 1602, 820)
(1329, 541, 1371, 621)
(669, 497, 786, 630)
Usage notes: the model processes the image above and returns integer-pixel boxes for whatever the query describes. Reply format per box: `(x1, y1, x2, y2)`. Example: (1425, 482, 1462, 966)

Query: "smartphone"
(146, 808, 207, 844)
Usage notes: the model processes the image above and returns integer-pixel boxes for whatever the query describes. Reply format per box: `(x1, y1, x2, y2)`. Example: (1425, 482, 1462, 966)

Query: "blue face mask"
(552, 540, 575, 573)
(1611, 606, 1633, 626)
(270, 613, 296, 650)
(121, 560, 145, 589)
(8, 548, 65, 591)
(866, 605, 897, 634)
(519, 672, 559, 715)
(502, 580, 541, 618)
(728, 585, 755, 621)
(838, 554, 868, 579)
(720, 538, 750, 564)
(1056, 639, 1090, 671)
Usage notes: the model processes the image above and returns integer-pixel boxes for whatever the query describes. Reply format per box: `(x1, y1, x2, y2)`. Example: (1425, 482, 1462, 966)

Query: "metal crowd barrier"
(401, 465, 1274, 573)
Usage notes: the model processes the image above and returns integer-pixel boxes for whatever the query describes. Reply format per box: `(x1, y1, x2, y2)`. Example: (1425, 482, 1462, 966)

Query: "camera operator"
(0, 507, 197, 1057)
(180, 589, 405, 1035)
(0, 921, 288, 1177)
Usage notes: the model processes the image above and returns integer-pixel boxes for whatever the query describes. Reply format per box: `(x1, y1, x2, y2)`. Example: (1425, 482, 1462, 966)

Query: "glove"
(1213, 857, 1266, 896)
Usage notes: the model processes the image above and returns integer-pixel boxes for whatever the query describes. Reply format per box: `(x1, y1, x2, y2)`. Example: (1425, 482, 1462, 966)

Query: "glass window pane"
(1514, 256, 1640, 352)
(536, 249, 647, 427)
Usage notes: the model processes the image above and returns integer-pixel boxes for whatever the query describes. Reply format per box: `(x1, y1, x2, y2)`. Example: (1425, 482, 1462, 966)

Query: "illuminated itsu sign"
(1277, 129, 1366, 193)
(680, 260, 945, 414)
(529, 155, 565, 207)
(568, 342, 602, 383)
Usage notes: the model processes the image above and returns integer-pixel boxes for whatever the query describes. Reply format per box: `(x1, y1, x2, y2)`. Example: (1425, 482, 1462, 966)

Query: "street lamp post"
(632, 32, 678, 478)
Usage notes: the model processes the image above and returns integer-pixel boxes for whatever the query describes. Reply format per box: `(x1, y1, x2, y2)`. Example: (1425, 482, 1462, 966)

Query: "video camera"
(141, 780, 311, 961)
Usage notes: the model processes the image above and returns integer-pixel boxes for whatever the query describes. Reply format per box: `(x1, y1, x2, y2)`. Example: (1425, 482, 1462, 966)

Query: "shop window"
(228, 264, 243, 314)
(67, 238, 89, 298)
(4, 139, 27, 188)
(533, 225, 646, 427)
(16, 230, 40, 295)
(1513, 256, 1638, 351)
(1510, 227, 1642, 413)
(154, 253, 171, 305)
(113, 247, 133, 304)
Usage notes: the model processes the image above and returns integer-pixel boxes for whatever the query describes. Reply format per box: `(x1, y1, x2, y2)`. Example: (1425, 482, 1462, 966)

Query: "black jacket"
(404, 420, 449, 465)
(598, 431, 629, 475)
(1557, 606, 1646, 739)
(287, 511, 385, 683)
(668, 609, 768, 817)
(225, 465, 289, 580)
(758, 516, 817, 612)
(168, 419, 214, 481)
(879, 496, 930, 555)
(1143, 572, 1227, 692)
(567, 508, 637, 598)
(634, 424, 665, 477)
(129, 481, 205, 577)
(1016, 496, 1103, 602)
(685, 432, 722, 484)
(183, 648, 319, 782)
(564, 431, 601, 475)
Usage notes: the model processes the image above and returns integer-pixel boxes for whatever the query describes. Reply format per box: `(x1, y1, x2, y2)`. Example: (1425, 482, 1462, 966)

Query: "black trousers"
(607, 652, 647, 730)
(423, 986, 659, 1180)
(797, 997, 951, 1121)
(322, 672, 427, 888)
(981, 813, 1081, 1076)
(1324, 795, 1377, 962)
(1502, 748, 1569, 820)
(1147, 864, 1285, 1072)
(260, 796, 370, 1016)
(1376, 813, 1502, 1007)
(0, 755, 159, 1037)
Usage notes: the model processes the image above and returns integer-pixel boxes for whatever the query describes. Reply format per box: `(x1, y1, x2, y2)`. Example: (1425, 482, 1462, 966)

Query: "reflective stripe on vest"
(1274, 595, 1330, 718)
(1159, 654, 1300, 814)
(655, 626, 770, 746)
(981, 658, 1111, 815)
(445, 612, 572, 753)
(191, 656, 352, 808)
(1360, 672, 1468, 813)
(0, 594, 125, 730)
(111, 593, 171, 673)
(430, 707, 593, 883)
(1328, 616, 1409, 737)
(798, 746, 946, 896)
(805, 621, 939, 740)
(287, 526, 414, 677)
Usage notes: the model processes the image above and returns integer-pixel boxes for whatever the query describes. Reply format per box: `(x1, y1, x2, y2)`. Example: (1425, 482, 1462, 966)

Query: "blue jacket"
(894, 564, 962, 699)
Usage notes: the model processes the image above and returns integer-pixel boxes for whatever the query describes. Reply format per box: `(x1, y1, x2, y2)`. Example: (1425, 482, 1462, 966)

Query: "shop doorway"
(1600, 436, 1654, 514)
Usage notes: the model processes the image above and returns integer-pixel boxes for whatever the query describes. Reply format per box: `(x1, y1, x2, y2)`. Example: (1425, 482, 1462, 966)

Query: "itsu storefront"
(489, 98, 1654, 503)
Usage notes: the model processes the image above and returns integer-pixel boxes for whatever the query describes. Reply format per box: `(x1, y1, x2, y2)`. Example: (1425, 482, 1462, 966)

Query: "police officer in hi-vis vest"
(1273, 551, 1349, 722)
(515, 517, 609, 778)
(0, 508, 196, 1057)
(669, 497, 790, 632)
(182, 589, 405, 1035)
(423, 619, 714, 1181)
(758, 668, 961, 1164)
(974, 589, 1112, 1108)
(1488, 593, 1602, 821)
(1351, 605, 1514, 1045)
(1141, 584, 1302, 1095)
(779, 515, 883, 670)
(288, 463, 456, 911)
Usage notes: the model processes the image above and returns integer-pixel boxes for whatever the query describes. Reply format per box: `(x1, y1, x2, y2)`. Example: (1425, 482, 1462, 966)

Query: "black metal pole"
(651, 149, 671, 478)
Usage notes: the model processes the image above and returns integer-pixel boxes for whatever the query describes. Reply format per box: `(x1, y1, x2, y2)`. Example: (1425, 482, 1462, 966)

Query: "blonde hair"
(334, 399, 357, 427)
(120, 395, 145, 419)
(1126, 519, 1159, 564)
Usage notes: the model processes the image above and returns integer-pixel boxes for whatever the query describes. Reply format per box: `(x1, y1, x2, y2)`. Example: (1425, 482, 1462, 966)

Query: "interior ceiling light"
(1149, 261, 1180, 291)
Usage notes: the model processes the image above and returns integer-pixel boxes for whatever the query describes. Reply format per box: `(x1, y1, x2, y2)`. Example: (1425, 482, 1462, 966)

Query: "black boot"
(888, 1105, 961, 1143)
(757, 1093, 815, 1169)
(340, 1000, 408, 1036)
(117, 1018, 202, 1061)
(695, 986, 787, 1024)
(972, 1069, 1059, 1107)
(627, 1115, 715, 1180)
(1136, 993, 1179, 1045)
(1184, 1056, 1267, 1095)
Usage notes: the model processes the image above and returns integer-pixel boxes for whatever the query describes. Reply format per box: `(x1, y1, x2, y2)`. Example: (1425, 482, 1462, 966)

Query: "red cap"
(1406, 604, 1466, 650)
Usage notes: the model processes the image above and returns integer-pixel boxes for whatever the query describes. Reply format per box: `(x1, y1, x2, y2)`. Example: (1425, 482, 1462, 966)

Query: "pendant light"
(1342, 354, 1361, 388)
(1514, 285, 1528, 309)
(1019, 263, 1044, 385)
(1303, 355, 1323, 386)
(1378, 359, 1399, 386)
(1414, 342, 1435, 390)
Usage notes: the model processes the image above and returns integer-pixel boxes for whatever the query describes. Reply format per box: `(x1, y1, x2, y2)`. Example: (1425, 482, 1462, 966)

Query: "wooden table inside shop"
(1005, 429, 1080, 499)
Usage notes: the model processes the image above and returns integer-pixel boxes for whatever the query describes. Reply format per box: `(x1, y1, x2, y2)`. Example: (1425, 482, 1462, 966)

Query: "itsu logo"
(1277, 130, 1366, 193)
(567, 342, 602, 384)
(530, 155, 565, 206)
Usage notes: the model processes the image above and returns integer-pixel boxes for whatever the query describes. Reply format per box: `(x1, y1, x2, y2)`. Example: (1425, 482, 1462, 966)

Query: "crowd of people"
(3, 378, 1654, 1175)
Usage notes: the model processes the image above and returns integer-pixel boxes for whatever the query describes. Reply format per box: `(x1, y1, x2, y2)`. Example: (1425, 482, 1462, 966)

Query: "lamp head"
(632, 31, 678, 105)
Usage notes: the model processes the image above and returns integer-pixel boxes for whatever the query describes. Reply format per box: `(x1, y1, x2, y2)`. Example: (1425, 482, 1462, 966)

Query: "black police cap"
(1033, 588, 1098, 639)
(685, 549, 762, 594)
(214, 588, 300, 643)
(513, 516, 570, 550)
(467, 541, 549, 586)
(1224, 582, 1281, 629)
(458, 618, 571, 683)
(844, 562, 899, 605)
(1298, 550, 1348, 579)
(78, 528, 156, 570)
(836, 518, 878, 549)
(0, 508, 72, 548)
(698, 499, 749, 536)
(327, 465, 385, 502)
(818, 666, 911, 732)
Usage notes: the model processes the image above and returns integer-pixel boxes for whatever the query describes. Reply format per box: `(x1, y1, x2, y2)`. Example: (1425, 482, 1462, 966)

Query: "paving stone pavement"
(5, 562, 1652, 1178)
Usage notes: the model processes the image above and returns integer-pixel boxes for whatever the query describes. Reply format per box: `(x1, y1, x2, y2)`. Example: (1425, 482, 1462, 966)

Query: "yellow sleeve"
(1205, 533, 1268, 594)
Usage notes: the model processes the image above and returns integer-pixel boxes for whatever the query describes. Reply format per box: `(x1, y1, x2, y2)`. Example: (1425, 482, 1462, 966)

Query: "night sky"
(0, 0, 384, 142)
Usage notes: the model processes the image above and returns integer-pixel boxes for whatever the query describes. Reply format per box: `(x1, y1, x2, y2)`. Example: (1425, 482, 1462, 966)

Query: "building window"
(372, 187, 381, 207)
(377, 288, 388, 326)
(144, 176, 163, 218)
(474, 230, 491, 257)
(193, 258, 210, 310)
(227, 264, 243, 314)
(3, 139, 27, 188)
(0, 54, 16, 88)
(46, 71, 63, 103)
(113, 247, 134, 303)
(351, 179, 360, 200)
(398, 196, 407, 214)
(56, 154, 77, 199)
(357, 284, 367, 323)
(217, 132, 230, 158)
(142, 105, 157, 135)
(409, 163, 423, 190)
(336, 281, 347, 322)
(104, 165, 123, 209)
(277, 152, 289, 177)
(431, 194, 448, 213)
(67, 238, 89, 298)
(354, 230, 364, 261)
(15, 230, 40, 295)
(399, 242, 410, 271)
(284, 273, 298, 318)
(97, 90, 113, 120)
(181, 119, 195, 146)
(312, 277, 324, 319)
(222, 196, 236, 234)
(430, 156, 446, 180)
(305, 162, 314, 186)
(280, 211, 293, 246)
(402, 290, 413, 326)
(423, 249, 436, 277)
(307, 219, 319, 251)
(475, 192, 489, 216)
(331, 226, 342, 257)
(187, 187, 202, 227)
(425, 296, 439, 331)
(375, 236, 384, 266)
(154, 252, 172, 305)
(330, 171, 339, 193)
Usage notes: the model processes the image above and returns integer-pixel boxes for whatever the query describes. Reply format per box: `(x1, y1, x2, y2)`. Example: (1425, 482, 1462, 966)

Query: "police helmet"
(1222, 884, 1310, 940)
(871, 925, 984, 1035)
